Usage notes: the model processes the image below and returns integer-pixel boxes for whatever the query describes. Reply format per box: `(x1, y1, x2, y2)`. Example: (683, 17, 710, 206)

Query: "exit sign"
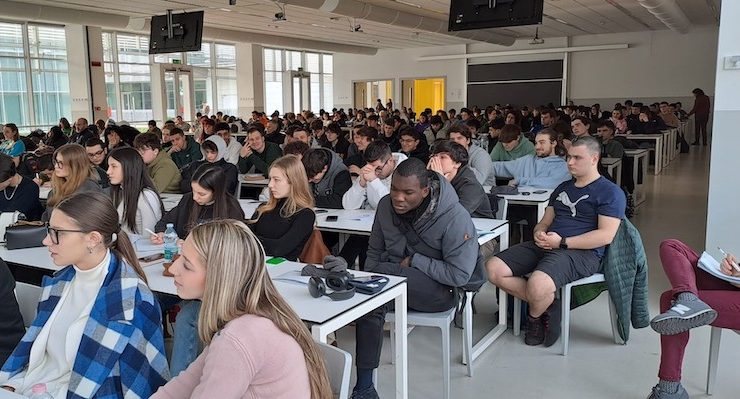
(172, 59, 182, 64)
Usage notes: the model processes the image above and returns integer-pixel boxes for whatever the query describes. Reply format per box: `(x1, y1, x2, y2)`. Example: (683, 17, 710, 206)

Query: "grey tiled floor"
(336, 146, 739, 398)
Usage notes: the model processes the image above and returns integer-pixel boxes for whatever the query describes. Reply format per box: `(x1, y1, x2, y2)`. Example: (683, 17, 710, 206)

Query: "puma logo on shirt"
(556, 191, 590, 217)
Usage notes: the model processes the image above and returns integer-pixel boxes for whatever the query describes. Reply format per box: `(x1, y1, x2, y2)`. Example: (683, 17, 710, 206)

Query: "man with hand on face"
(344, 126, 380, 173)
(302, 148, 352, 209)
(428, 140, 493, 218)
(342, 140, 407, 211)
(168, 127, 202, 169)
(485, 135, 625, 349)
(215, 122, 241, 165)
(350, 158, 480, 399)
(237, 125, 282, 178)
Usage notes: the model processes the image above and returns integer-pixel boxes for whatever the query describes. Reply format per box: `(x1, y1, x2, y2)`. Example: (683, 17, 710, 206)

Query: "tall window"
(0, 22, 69, 130)
(263, 48, 333, 114)
(103, 32, 152, 123)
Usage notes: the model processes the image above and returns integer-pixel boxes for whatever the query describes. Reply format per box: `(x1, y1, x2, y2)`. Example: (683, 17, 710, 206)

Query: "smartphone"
(533, 190, 548, 194)
(520, 192, 531, 196)
(326, 215, 338, 222)
(352, 275, 384, 282)
(139, 253, 164, 263)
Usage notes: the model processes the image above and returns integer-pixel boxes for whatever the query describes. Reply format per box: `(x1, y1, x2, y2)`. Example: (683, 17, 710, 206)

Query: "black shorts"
(495, 241, 602, 288)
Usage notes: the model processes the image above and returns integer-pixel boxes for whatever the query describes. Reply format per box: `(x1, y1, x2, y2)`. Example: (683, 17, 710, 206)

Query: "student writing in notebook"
(646, 239, 740, 399)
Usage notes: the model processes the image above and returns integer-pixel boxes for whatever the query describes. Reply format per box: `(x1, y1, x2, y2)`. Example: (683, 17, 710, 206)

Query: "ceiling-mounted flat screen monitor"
(149, 11, 204, 54)
(449, 0, 543, 31)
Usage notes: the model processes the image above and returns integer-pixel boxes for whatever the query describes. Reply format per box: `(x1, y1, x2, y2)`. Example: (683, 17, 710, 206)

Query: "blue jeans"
(169, 300, 203, 376)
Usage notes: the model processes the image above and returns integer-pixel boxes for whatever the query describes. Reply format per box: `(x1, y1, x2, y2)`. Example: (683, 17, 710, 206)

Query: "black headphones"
(308, 271, 355, 301)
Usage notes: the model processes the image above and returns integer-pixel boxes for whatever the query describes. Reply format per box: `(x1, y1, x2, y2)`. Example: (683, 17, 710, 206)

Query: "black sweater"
(0, 259, 25, 366)
(0, 176, 43, 221)
(155, 192, 245, 238)
(249, 199, 315, 261)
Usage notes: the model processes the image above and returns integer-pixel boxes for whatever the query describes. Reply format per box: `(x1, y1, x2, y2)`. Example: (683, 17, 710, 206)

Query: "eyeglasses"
(46, 224, 86, 245)
(86, 149, 105, 158)
(53, 159, 64, 168)
(374, 157, 391, 174)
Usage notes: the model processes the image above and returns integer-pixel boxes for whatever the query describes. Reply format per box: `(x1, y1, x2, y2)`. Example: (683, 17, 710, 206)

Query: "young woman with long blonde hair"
(152, 219, 332, 399)
(248, 155, 315, 261)
(43, 143, 102, 220)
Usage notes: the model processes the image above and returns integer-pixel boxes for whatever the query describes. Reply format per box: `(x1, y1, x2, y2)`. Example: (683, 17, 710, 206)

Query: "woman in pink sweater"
(151, 219, 332, 399)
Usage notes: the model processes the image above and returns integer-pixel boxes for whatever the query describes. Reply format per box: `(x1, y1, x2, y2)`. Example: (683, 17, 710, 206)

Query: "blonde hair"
(48, 144, 97, 207)
(190, 219, 332, 399)
(253, 155, 314, 221)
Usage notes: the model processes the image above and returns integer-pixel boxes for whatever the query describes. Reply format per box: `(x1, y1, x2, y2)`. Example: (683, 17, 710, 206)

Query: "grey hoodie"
(310, 149, 353, 209)
(367, 172, 479, 287)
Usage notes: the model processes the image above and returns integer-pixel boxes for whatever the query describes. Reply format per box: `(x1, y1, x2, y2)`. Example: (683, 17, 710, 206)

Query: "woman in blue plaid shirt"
(0, 192, 169, 398)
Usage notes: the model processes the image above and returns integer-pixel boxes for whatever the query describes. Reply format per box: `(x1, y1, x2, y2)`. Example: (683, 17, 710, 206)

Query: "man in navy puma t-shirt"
(486, 136, 625, 348)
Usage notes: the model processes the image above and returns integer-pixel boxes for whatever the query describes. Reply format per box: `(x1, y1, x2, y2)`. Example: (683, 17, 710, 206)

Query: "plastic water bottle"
(29, 383, 53, 399)
(163, 223, 178, 262)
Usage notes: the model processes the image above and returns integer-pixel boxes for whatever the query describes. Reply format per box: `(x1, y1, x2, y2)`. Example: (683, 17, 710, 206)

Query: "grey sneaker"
(651, 298, 717, 335)
(646, 384, 689, 399)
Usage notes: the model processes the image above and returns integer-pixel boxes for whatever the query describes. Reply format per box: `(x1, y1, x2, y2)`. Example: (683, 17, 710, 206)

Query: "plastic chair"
(318, 342, 352, 399)
(706, 327, 740, 395)
(386, 306, 457, 399)
(512, 273, 623, 355)
(14, 282, 42, 328)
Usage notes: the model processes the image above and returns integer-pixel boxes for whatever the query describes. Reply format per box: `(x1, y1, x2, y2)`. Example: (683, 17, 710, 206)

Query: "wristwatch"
(559, 237, 568, 250)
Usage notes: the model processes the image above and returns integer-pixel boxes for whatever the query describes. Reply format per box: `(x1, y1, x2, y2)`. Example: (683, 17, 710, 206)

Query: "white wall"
(705, 1, 740, 256)
(332, 27, 718, 110)
(65, 25, 92, 121)
(236, 43, 264, 117)
(332, 45, 467, 111)
(569, 27, 718, 106)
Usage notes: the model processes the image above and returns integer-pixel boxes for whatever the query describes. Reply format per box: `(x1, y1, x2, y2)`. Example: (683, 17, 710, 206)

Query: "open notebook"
(698, 251, 740, 285)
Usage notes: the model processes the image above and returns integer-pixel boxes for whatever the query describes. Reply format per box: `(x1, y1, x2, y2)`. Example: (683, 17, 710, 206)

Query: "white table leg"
(615, 163, 622, 187)
(654, 137, 663, 175)
(537, 202, 547, 223)
(393, 288, 408, 399)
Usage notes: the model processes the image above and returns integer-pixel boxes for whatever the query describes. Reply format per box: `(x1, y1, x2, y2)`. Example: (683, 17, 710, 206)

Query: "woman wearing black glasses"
(0, 192, 169, 397)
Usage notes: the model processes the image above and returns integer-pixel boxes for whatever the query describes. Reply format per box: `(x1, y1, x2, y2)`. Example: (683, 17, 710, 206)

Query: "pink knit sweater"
(152, 314, 311, 399)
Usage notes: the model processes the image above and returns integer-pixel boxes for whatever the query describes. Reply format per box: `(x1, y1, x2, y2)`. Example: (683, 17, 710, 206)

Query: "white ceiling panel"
(6, 0, 721, 50)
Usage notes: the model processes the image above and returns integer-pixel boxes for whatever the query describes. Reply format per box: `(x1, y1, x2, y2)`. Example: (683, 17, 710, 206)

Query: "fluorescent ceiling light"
(311, 23, 328, 28)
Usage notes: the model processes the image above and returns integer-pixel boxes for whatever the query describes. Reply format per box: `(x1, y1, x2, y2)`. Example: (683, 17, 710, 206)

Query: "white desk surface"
(601, 157, 622, 166)
(482, 186, 553, 203)
(624, 149, 650, 156)
(315, 208, 507, 238)
(1, 244, 406, 326)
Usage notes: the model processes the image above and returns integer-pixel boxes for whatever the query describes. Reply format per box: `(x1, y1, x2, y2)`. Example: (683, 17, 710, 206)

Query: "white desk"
(315, 208, 509, 246)
(601, 157, 622, 187)
(618, 134, 664, 175)
(624, 149, 649, 208)
(314, 208, 512, 368)
(483, 187, 552, 223)
(1, 246, 410, 399)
